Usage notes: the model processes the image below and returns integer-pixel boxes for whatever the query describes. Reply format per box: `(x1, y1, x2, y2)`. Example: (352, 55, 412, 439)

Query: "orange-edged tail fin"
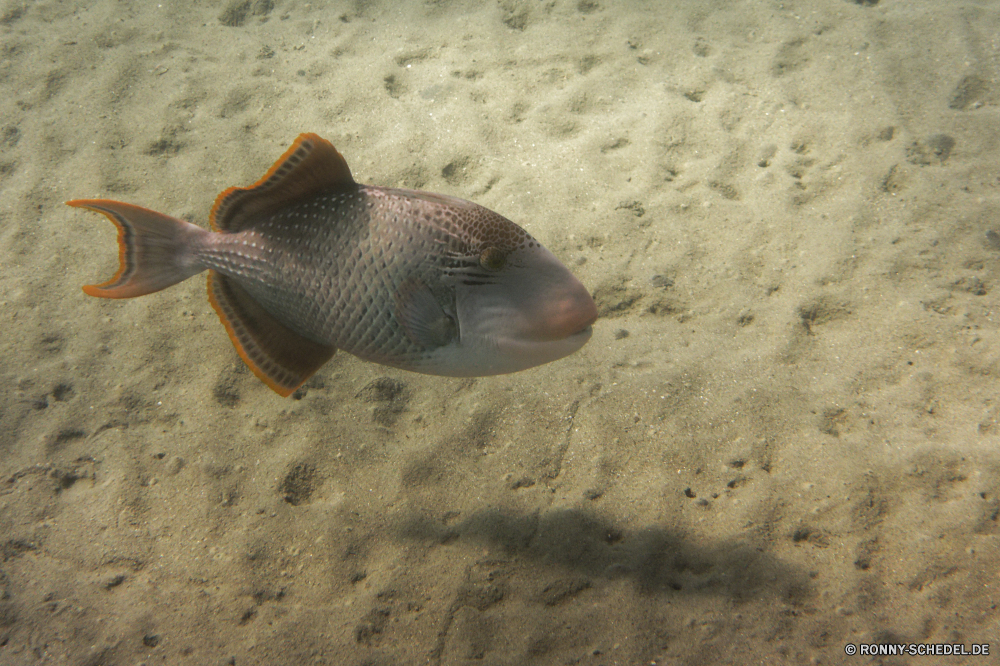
(69, 199, 207, 298)
(207, 271, 336, 396)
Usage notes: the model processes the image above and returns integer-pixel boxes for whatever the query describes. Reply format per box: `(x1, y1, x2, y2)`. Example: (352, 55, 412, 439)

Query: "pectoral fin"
(395, 278, 457, 348)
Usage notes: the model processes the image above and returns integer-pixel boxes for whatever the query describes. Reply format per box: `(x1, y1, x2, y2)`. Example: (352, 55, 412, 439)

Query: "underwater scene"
(1, 0, 998, 664)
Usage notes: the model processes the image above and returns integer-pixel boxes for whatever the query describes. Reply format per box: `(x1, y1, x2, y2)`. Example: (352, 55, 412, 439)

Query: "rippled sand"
(1, 1, 998, 663)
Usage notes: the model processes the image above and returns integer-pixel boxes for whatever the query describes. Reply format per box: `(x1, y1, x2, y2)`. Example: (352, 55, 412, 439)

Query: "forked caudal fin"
(71, 196, 338, 397)
(69, 199, 207, 298)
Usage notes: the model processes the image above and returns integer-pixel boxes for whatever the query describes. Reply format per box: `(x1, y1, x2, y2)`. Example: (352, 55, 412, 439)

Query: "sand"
(1, 0, 998, 664)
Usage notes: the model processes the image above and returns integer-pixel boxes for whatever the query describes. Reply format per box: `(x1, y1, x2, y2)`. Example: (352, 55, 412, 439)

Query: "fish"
(70, 133, 597, 396)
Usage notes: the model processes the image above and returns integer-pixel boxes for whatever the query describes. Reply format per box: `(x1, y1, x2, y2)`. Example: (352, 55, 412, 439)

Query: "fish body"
(71, 134, 597, 396)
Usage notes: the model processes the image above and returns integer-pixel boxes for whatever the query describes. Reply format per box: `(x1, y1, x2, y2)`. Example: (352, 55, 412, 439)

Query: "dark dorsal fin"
(207, 271, 336, 396)
(210, 133, 356, 233)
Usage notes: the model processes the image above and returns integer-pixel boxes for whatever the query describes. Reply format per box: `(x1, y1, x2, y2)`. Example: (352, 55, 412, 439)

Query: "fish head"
(446, 229, 598, 375)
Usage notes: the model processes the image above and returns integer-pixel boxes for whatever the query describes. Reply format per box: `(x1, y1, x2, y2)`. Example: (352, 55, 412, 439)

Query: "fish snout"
(529, 279, 598, 341)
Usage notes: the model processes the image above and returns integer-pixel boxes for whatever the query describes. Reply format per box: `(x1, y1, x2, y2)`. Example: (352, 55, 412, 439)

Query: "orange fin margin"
(69, 199, 205, 298)
(209, 133, 356, 233)
(207, 271, 336, 397)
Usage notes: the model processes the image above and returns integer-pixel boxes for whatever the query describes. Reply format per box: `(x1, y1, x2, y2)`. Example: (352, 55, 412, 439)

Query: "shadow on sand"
(398, 506, 812, 603)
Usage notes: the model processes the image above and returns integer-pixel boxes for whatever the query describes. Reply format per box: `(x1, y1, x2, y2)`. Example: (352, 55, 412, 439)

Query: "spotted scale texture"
(192, 185, 534, 373)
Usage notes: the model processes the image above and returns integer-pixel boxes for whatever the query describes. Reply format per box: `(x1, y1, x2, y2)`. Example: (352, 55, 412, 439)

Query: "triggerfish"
(70, 133, 597, 396)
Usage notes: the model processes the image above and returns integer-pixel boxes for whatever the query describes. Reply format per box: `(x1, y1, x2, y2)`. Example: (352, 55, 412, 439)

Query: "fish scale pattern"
(193, 185, 535, 372)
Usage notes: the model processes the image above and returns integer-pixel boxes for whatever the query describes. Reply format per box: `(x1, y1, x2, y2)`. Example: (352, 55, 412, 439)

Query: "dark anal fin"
(208, 271, 336, 397)
(210, 133, 357, 232)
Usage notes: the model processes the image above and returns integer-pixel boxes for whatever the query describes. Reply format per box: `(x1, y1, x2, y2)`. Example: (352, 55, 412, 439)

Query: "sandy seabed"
(1, 0, 999, 664)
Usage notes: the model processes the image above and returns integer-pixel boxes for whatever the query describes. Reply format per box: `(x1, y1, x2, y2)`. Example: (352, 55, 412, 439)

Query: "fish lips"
(495, 319, 594, 370)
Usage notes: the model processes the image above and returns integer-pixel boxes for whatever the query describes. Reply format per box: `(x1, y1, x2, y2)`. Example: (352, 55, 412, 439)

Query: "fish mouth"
(564, 306, 597, 341)
(524, 319, 594, 344)
(569, 324, 594, 340)
(490, 323, 593, 372)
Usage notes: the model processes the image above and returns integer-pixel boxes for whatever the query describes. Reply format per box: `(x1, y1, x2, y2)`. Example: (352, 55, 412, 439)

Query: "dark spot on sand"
(1, 125, 18, 146)
(457, 583, 504, 611)
(279, 462, 318, 506)
(616, 200, 645, 217)
(952, 276, 987, 295)
(986, 230, 1000, 251)
(601, 136, 629, 152)
(538, 578, 591, 605)
(927, 134, 955, 161)
(441, 156, 470, 185)
(103, 574, 126, 589)
(355, 607, 391, 645)
(38, 334, 64, 355)
(906, 134, 955, 165)
(651, 274, 674, 289)
(578, 54, 601, 74)
(145, 136, 182, 156)
(510, 476, 535, 490)
(213, 365, 245, 407)
(710, 180, 739, 200)
(1, 539, 37, 561)
(384, 73, 404, 99)
(798, 297, 851, 333)
(500, 1, 529, 31)
(0, 4, 26, 25)
(949, 74, 987, 110)
(592, 282, 643, 317)
(51, 429, 86, 450)
(51, 383, 74, 401)
(819, 407, 848, 436)
(358, 377, 409, 425)
(359, 377, 405, 402)
(219, 0, 273, 27)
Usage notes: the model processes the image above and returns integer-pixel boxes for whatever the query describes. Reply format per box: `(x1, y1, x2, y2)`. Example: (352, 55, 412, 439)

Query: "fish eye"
(479, 247, 506, 271)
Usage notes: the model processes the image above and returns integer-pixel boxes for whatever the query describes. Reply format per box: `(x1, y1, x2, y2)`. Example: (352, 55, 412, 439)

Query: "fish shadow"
(398, 507, 813, 603)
